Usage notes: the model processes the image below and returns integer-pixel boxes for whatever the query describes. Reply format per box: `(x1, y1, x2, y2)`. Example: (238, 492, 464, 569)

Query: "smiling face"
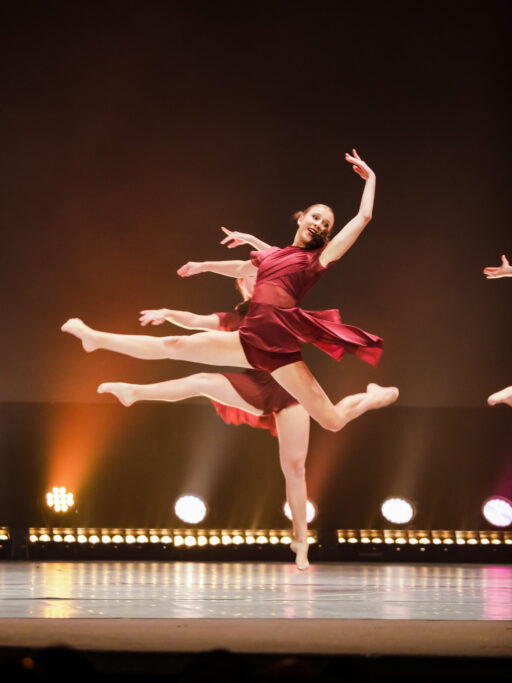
(293, 204, 335, 249)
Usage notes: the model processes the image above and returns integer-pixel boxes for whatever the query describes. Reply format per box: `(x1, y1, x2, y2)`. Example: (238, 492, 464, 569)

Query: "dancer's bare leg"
(61, 318, 251, 367)
(488, 386, 512, 407)
(272, 363, 398, 432)
(98, 373, 262, 414)
(62, 319, 397, 429)
(275, 405, 311, 571)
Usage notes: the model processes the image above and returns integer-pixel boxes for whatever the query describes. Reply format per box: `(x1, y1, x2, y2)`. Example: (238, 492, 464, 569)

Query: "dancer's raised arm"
(319, 150, 376, 268)
(177, 259, 256, 278)
(220, 227, 272, 251)
(139, 308, 220, 330)
(483, 255, 512, 279)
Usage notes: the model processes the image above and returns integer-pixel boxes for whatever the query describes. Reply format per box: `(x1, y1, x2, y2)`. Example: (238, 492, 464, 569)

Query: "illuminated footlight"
(456, 538, 466, 545)
(307, 536, 316, 544)
(232, 535, 244, 545)
(432, 537, 442, 545)
(408, 537, 418, 545)
(101, 535, 112, 544)
(209, 535, 220, 546)
(482, 497, 512, 528)
(283, 500, 317, 523)
(64, 534, 75, 543)
(198, 535, 208, 546)
(46, 487, 74, 513)
(160, 535, 172, 544)
(174, 495, 207, 524)
(174, 535, 184, 547)
(221, 534, 232, 545)
(384, 537, 394, 545)
(77, 534, 87, 543)
(395, 537, 406, 544)
(361, 536, 370, 544)
(256, 535, 268, 544)
(136, 535, 148, 544)
(467, 538, 478, 545)
(245, 535, 255, 545)
(89, 535, 99, 544)
(53, 534, 63, 543)
(39, 533, 51, 542)
(29, 535, 38, 543)
(443, 538, 454, 545)
(184, 536, 196, 547)
(348, 537, 358, 544)
(419, 537, 431, 544)
(112, 534, 124, 543)
(269, 535, 279, 545)
(281, 536, 292, 544)
(125, 534, 136, 544)
(381, 497, 415, 524)
(480, 537, 490, 545)
(150, 535, 160, 544)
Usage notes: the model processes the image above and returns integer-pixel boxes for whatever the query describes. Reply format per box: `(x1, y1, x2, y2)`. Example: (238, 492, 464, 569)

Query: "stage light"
(348, 537, 357, 544)
(482, 497, 512, 528)
(221, 534, 232, 545)
(456, 538, 466, 545)
(492, 538, 502, 545)
(361, 536, 370, 544)
(150, 535, 160, 544)
(29, 535, 38, 543)
(395, 537, 406, 544)
(112, 534, 124, 543)
(125, 534, 136, 544)
(77, 534, 87, 543)
(101, 535, 112, 544)
(46, 487, 74, 513)
(232, 535, 244, 545)
(443, 538, 454, 545)
(420, 537, 430, 544)
(209, 535, 220, 546)
(245, 535, 255, 545)
(89, 535, 99, 544)
(136, 535, 148, 544)
(198, 535, 208, 546)
(174, 495, 207, 524)
(467, 538, 477, 545)
(281, 536, 292, 544)
(372, 537, 383, 544)
(307, 536, 315, 544)
(270, 535, 279, 545)
(184, 536, 196, 547)
(53, 534, 63, 542)
(505, 539, 512, 545)
(381, 497, 415, 524)
(39, 533, 51, 542)
(63, 534, 75, 543)
(432, 537, 442, 545)
(338, 536, 346, 543)
(408, 537, 418, 545)
(384, 537, 394, 545)
(283, 499, 317, 523)
(256, 535, 268, 544)
(160, 535, 172, 544)
(480, 537, 490, 544)
(174, 535, 184, 547)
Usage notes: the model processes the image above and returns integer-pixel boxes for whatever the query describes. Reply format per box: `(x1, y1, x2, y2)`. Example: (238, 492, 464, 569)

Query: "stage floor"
(0, 561, 511, 655)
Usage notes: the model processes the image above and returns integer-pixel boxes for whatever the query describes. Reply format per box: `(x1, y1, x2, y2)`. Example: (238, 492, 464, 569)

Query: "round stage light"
(232, 535, 244, 545)
(283, 500, 317, 524)
(64, 534, 75, 543)
(160, 535, 172, 544)
(256, 535, 268, 544)
(482, 497, 512, 528)
(381, 497, 415, 524)
(77, 534, 87, 543)
(89, 535, 99, 544)
(209, 535, 220, 546)
(221, 534, 232, 545)
(280, 536, 292, 545)
(101, 535, 112, 544)
(150, 535, 160, 544)
(174, 535, 184, 547)
(53, 534, 63, 543)
(198, 535, 208, 546)
(245, 535, 255, 545)
(112, 534, 124, 543)
(184, 536, 196, 547)
(29, 535, 38, 543)
(174, 495, 207, 524)
(46, 486, 75, 513)
(125, 534, 136, 544)
(270, 535, 279, 545)
(39, 533, 51, 543)
(136, 535, 148, 544)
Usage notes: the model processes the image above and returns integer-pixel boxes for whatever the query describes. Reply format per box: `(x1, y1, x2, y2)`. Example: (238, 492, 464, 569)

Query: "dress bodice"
(250, 245, 332, 307)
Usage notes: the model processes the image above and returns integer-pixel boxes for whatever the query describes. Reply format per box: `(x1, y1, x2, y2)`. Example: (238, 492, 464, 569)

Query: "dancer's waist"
(251, 284, 297, 307)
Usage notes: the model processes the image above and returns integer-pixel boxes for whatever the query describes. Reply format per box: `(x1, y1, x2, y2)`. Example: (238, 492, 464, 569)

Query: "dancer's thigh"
(275, 404, 310, 473)
(164, 331, 252, 368)
(271, 361, 339, 430)
(196, 373, 263, 415)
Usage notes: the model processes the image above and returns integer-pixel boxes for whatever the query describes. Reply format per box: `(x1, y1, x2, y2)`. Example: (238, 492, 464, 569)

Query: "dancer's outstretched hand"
(139, 309, 169, 326)
(345, 148, 374, 180)
(177, 262, 203, 277)
(483, 254, 512, 279)
(220, 227, 249, 249)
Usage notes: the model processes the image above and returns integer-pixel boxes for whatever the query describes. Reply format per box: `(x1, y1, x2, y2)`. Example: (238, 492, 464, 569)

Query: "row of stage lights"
(44, 488, 512, 529)
(28, 530, 317, 546)
(337, 530, 512, 546)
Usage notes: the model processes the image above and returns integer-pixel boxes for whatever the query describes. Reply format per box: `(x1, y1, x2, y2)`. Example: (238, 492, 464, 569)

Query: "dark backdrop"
(0, 1, 510, 530)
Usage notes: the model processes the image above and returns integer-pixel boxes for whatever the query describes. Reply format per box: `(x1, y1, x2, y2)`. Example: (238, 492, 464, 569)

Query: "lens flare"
(283, 500, 317, 523)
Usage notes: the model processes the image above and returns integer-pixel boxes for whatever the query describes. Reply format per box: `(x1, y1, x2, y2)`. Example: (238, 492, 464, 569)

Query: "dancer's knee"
(318, 413, 345, 432)
(281, 456, 306, 480)
(191, 372, 217, 393)
(163, 335, 188, 359)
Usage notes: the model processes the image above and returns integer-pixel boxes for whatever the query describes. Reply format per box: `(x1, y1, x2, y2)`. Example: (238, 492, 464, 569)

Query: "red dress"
(210, 311, 298, 437)
(238, 245, 383, 372)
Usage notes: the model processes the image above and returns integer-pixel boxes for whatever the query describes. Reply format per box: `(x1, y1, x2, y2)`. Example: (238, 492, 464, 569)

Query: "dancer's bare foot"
(98, 383, 137, 407)
(290, 540, 310, 571)
(365, 383, 399, 409)
(488, 386, 512, 407)
(61, 318, 98, 352)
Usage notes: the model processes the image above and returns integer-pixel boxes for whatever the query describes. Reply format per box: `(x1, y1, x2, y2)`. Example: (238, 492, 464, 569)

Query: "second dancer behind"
(62, 149, 399, 432)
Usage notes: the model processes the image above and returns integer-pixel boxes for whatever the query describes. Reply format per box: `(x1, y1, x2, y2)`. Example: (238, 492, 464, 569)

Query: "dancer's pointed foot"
(61, 318, 98, 352)
(488, 386, 512, 407)
(290, 540, 310, 571)
(365, 383, 399, 409)
(98, 382, 137, 407)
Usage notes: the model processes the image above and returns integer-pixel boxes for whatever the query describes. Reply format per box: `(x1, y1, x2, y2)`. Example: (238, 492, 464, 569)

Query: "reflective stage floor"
(0, 561, 511, 655)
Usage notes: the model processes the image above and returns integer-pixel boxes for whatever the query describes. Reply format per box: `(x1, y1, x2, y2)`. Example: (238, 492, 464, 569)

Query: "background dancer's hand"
(220, 227, 272, 251)
(345, 148, 374, 180)
(483, 254, 512, 279)
(177, 261, 203, 277)
(139, 309, 169, 326)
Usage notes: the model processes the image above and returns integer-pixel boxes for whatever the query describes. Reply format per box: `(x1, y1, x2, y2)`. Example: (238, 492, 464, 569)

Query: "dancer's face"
(294, 205, 334, 249)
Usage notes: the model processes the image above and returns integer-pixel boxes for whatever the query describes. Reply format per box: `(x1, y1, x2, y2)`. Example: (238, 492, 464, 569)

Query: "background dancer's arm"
(139, 308, 219, 330)
(177, 259, 256, 278)
(319, 150, 376, 267)
(220, 227, 272, 251)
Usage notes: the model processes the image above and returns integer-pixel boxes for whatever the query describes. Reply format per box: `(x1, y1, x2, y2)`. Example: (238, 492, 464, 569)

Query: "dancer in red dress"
(484, 254, 512, 407)
(62, 149, 399, 563)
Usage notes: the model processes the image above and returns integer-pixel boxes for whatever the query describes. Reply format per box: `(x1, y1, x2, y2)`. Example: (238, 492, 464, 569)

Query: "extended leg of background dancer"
(488, 386, 512, 407)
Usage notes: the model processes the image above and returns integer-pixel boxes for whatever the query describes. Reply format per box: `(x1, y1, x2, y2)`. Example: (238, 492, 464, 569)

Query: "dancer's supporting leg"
(275, 404, 311, 570)
(63, 319, 397, 430)
(98, 373, 262, 414)
(488, 386, 512, 407)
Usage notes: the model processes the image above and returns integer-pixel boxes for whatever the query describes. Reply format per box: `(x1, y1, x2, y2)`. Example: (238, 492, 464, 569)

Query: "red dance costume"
(210, 244, 383, 437)
(211, 310, 297, 437)
(238, 245, 383, 371)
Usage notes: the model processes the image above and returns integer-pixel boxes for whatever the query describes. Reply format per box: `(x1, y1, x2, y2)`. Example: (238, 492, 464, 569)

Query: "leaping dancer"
(62, 149, 399, 565)
(484, 254, 512, 407)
